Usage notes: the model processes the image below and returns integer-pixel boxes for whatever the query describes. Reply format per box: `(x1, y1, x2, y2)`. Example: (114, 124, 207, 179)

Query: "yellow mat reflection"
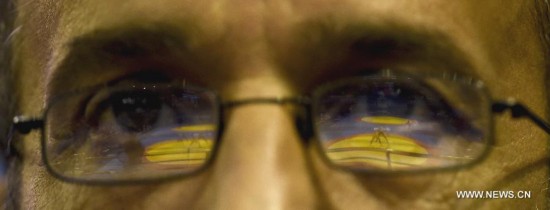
(145, 124, 215, 165)
(361, 116, 413, 125)
(327, 133, 428, 169)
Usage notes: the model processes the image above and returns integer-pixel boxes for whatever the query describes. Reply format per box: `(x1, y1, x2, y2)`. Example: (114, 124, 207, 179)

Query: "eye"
(83, 84, 223, 136)
(43, 82, 221, 181)
(110, 90, 163, 132)
(313, 75, 488, 172)
(315, 81, 420, 123)
(83, 87, 182, 134)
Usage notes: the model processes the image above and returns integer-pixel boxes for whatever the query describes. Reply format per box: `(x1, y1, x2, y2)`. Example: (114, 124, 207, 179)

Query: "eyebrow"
(68, 26, 186, 58)
(47, 20, 476, 102)
(46, 25, 188, 100)
(296, 21, 476, 79)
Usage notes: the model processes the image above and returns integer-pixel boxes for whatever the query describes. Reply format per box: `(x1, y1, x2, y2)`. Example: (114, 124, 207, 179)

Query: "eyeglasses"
(12, 69, 550, 184)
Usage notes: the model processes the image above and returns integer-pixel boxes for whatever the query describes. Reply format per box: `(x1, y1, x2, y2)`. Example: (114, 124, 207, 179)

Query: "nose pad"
(199, 104, 318, 209)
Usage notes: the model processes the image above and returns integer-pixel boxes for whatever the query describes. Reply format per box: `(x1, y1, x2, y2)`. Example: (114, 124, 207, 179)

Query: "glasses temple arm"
(492, 100, 550, 134)
(12, 116, 44, 134)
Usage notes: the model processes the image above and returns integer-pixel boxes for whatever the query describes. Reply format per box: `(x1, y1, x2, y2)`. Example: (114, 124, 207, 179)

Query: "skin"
(11, 0, 549, 209)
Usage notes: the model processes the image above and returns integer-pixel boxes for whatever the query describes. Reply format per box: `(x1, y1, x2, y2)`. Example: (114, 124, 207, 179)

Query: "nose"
(200, 103, 320, 209)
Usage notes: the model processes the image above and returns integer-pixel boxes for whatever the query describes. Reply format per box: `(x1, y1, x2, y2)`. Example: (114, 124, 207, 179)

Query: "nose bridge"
(202, 103, 318, 209)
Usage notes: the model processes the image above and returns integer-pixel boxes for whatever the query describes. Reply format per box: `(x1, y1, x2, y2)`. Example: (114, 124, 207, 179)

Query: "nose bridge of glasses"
(221, 96, 314, 140)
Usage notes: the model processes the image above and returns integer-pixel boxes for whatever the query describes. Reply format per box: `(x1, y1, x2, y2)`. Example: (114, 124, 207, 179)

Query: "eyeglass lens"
(42, 72, 493, 182)
(312, 74, 492, 172)
(44, 84, 220, 182)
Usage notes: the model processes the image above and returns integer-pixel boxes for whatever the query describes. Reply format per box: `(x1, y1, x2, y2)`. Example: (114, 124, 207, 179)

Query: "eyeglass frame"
(9, 70, 550, 185)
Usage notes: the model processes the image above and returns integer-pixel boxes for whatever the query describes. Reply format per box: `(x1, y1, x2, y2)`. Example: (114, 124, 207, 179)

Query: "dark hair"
(0, 0, 19, 209)
(0, 2, 16, 159)
(0, 1, 16, 138)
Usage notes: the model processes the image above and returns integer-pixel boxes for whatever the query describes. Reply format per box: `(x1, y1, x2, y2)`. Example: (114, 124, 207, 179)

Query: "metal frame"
(10, 70, 550, 184)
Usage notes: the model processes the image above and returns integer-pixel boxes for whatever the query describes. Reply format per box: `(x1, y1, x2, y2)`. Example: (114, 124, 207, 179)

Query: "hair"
(0, 0, 19, 209)
(0, 1, 16, 142)
(0, 3, 16, 158)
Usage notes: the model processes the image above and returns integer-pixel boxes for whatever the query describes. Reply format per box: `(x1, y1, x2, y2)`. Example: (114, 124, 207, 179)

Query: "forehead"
(47, 0, 527, 44)
(17, 0, 537, 99)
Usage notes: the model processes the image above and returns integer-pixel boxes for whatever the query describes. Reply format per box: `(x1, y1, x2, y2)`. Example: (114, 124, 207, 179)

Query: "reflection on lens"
(144, 125, 215, 167)
(326, 130, 429, 169)
(313, 74, 490, 172)
(44, 83, 219, 182)
(361, 116, 412, 125)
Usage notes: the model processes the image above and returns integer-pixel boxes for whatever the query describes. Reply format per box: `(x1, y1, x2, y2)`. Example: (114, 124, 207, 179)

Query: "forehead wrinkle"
(45, 24, 189, 101)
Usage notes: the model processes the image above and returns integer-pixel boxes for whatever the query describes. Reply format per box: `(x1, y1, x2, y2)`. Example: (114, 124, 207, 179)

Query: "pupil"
(111, 91, 162, 132)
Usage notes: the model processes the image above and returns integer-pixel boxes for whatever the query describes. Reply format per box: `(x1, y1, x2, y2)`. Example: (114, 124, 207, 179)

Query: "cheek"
(308, 144, 461, 209)
(354, 173, 457, 204)
(26, 174, 212, 209)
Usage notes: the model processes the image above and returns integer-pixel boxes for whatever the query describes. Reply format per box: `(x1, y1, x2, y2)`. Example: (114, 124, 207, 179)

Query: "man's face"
(14, 0, 548, 209)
